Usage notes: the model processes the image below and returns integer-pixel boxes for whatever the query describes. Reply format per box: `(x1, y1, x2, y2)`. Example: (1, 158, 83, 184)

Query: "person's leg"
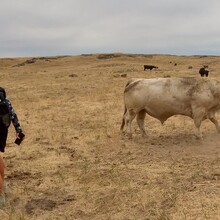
(0, 122, 8, 206)
(0, 123, 8, 153)
(0, 155, 4, 190)
(0, 155, 5, 205)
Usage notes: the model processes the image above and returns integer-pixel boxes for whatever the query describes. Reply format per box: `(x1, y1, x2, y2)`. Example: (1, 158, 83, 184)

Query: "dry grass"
(0, 53, 219, 219)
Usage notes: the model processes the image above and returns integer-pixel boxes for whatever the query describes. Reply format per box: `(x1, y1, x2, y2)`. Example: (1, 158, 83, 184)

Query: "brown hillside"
(0, 53, 220, 219)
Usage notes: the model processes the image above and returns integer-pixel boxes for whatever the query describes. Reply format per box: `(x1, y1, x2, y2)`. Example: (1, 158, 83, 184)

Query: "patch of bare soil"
(0, 54, 219, 219)
(25, 199, 57, 214)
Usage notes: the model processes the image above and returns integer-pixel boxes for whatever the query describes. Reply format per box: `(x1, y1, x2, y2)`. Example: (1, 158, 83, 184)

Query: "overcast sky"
(1, 0, 220, 58)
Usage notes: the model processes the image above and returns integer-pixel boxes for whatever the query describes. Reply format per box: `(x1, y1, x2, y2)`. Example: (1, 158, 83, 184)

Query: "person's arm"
(5, 97, 22, 134)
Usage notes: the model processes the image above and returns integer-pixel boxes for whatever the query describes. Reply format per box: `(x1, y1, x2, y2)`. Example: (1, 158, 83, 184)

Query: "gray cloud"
(1, 0, 220, 57)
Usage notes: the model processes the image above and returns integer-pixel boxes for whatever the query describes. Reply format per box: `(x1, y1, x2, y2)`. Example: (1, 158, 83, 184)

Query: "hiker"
(0, 87, 24, 206)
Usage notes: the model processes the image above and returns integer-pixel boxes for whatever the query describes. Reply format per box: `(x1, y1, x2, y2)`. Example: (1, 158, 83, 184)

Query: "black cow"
(144, 65, 158, 71)
(199, 68, 209, 77)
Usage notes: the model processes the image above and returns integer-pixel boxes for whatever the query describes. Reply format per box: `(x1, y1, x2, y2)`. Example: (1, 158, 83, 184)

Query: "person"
(0, 87, 23, 206)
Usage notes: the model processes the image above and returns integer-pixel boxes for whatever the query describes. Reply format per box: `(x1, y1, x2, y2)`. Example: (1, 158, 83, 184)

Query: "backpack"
(0, 87, 10, 127)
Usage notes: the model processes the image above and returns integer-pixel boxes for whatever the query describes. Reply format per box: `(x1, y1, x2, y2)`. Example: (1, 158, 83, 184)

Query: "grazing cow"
(120, 77, 220, 139)
(199, 67, 209, 77)
(144, 65, 158, 71)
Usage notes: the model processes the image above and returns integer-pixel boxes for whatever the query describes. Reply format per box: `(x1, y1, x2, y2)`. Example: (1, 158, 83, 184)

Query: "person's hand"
(16, 133, 20, 139)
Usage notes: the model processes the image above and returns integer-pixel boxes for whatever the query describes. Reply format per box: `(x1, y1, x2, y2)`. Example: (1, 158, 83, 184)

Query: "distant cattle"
(121, 77, 220, 139)
(144, 65, 158, 71)
(199, 67, 209, 77)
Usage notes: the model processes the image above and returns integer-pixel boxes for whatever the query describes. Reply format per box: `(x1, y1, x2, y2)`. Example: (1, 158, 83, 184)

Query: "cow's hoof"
(127, 134, 133, 139)
(141, 133, 148, 138)
(194, 134, 203, 140)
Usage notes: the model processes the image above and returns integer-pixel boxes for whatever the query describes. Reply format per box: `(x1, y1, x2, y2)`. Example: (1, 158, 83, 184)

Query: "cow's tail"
(120, 78, 140, 131)
(120, 104, 127, 131)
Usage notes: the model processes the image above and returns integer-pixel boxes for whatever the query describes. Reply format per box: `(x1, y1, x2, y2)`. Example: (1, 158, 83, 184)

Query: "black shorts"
(0, 120, 8, 152)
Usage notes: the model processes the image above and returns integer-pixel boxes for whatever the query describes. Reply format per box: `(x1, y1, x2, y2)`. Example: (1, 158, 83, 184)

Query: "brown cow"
(121, 77, 220, 139)
(199, 68, 209, 77)
(144, 65, 158, 71)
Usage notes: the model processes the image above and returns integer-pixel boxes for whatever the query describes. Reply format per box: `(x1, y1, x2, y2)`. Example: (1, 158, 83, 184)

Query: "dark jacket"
(5, 97, 22, 133)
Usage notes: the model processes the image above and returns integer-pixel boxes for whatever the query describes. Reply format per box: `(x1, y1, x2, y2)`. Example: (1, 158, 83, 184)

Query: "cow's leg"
(124, 111, 129, 128)
(208, 114, 220, 133)
(137, 110, 148, 137)
(126, 109, 136, 138)
(192, 107, 206, 138)
(120, 107, 127, 131)
(193, 118, 202, 138)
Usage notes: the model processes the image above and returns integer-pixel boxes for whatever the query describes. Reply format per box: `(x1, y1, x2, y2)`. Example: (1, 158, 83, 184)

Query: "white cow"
(120, 77, 220, 138)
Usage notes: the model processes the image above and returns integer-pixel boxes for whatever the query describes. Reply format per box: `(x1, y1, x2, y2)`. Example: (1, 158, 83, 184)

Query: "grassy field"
(0, 53, 220, 219)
